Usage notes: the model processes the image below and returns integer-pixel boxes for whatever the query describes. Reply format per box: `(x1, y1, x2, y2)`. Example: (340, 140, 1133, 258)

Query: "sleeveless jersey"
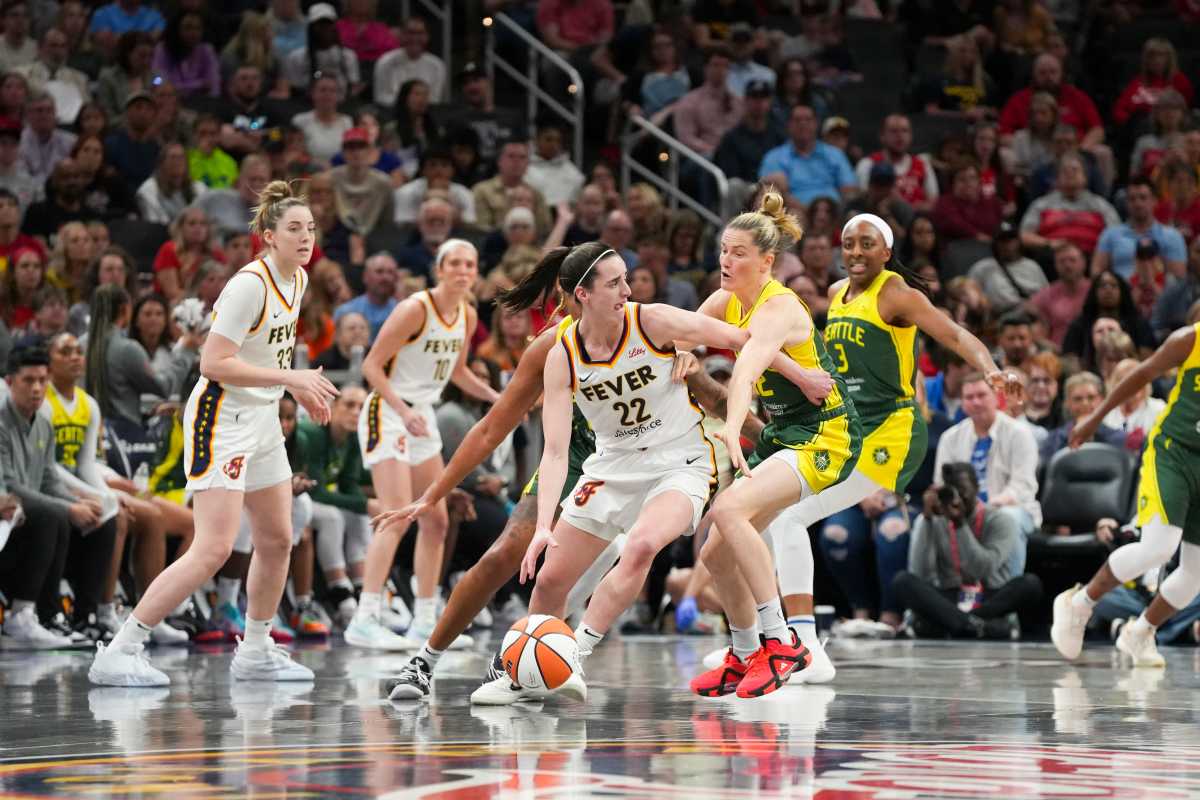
(208, 257, 307, 406)
(826, 269, 918, 416)
(1150, 322, 1200, 451)
(723, 280, 848, 426)
(562, 302, 702, 452)
(384, 290, 466, 405)
(45, 383, 92, 474)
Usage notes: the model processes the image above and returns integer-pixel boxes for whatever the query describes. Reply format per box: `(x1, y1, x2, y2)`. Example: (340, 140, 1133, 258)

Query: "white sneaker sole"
(388, 681, 430, 701)
(87, 665, 170, 687)
(1050, 589, 1087, 660)
(1116, 632, 1166, 668)
(795, 654, 837, 684)
(344, 628, 418, 651)
(555, 673, 587, 702)
(230, 661, 315, 682)
(470, 683, 529, 706)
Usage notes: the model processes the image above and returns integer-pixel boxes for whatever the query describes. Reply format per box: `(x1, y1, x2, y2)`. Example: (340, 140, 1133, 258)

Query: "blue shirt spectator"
(759, 105, 856, 206)
(1093, 177, 1187, 280)
(332, 253, 399, 343)
(89, 1, 165, 36)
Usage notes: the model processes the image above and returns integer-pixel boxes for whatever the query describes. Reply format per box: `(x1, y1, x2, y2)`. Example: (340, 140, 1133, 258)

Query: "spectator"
(0, 115, 38, 214)
(1094, 177, 1186, 282)
(482, 205, 537, 271)
(1129, 238, 1167, 318)
(393, 146, 474, 226)
(797, 232, 839, 298)
(217, 66, 292, 159)
(770, 58, 830, 133)
(72, 134, 133, 220)
(18, 91, 74, 185)
(282, 3, 361, 97)
(972, 123, 1016, 215)
(1155, 156, 1200, 244)
(672, 46, 741, 162)
(22, 157, 88, 241)
(918, 34, 996, 120)
(15, 28, 91, 123)
(396, 196, 455, 277)
(1, 244, 44, 327)
(847, 162, 915, 238)
(1112, 38, 1194, 129)
(1132, 90, 1189, 181)
(136, 142, 206, 225)
(1038, 371, 1126, 464)
(476, 305, 531, 381)
(994, 309, 1037, 371)
(336, 0, 399, 67)
(266, 0, 305, 58)
(94, 31, 154, 122)
(20, 284, 68, 343)
(373, 16, 444, 108)
(386, 79, 440, 181)
(1103, 357, 1166, 442)
(330, 126, 394, 237)
(334, 251, 398, 341)
(0, 70, 27, 122)
(152, 11, 219, 98)
(525, 118, 585, 207)
(725, 22, 773, 97)
(147, 79, 194, 148)
(968, 223, 1047, 314)
(1028, 242, 1089, 347)
(1024, 350, 1062, 432)
(625, 182, 668, 243)
(1063, 269, 1155, 369)
(1153, 236, 1200, 339)
(856, 115, 939, 212)
(152, 206, 224, 304)
(1009, 90, 1059, 182)
(1019, 152, 1118, 256)
(621, 28, 689, 120)
(563, 182, 606, 246)
(332, 109, 405, 184)
(0, 187, 42, 265)
(933, 162, 1004, 246)
(998, 54, 1109, 180)
(933, 372, 1041, 574)
(219, 12, 287, 96)
(67, 244, 134, 334)
(0, 345, 96, 648)
(437, 62, 522, 165)
(300, 257, 347, 359)
(900, 211, 940, 268)
(102, 91, 159, 187)
(292, 74, 353, 165)
(895, 462, 1043, 639)
(56, 0, 99, 80)
(187, 259, 229, 312)
(714, 79, 784, 185)
(599, 208, 636, 265)
(195, 153, 269, 237)
(88, 0, 164, 54)
(45, 220, 93, 304)
(187, 115, 238, 191)
(472, 139, 550, 233)
(665, 209, 708, 287)
(128, 293, 174, 377)
(760, 104, 857, 206)
(634, 235, 697, 310)
(535, 0, 614, 56)
(313, 310, 368, 372)
(0, 1, 36, 71)
(445, 124, 488, 188)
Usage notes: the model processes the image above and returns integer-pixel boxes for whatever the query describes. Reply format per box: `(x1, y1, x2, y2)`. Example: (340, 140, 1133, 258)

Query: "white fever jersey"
(562, 302, 703, 452)
(384, 290, 466, 405)
(207, 256, 307, 406)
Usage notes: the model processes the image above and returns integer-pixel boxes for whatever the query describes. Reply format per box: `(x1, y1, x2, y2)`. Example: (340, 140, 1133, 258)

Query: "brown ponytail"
(250, 180, 308, 238)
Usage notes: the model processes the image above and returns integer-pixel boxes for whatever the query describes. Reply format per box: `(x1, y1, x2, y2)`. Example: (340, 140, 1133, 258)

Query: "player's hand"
(671, 350, 701, 382)
(292, 473, 316, 495)
(520, 525, 557, 584)
(68, 499, 101, 529)
(987, 369, 1023, 401)
(400, 407, 430, 437)
(295, 387, 332, 424)
(1068, 414, 1100, 450)
(717, 426, 750, 478)
(793, 366, 834, 406)
(288, 367, 339, 403)
(372, 495, 431, 533)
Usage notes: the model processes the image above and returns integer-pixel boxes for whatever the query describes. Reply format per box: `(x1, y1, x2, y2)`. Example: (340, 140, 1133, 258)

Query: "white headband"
(841, 213, 894, 249)
(573, 248, 615, 294)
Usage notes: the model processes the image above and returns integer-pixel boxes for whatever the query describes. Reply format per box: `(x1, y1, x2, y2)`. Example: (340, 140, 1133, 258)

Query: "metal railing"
(483, 12, 584, 165)
(620, 114, 729, 229)
(400, 0, 453, 86)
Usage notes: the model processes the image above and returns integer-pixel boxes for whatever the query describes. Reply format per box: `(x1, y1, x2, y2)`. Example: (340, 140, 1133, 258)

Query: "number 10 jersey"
(383, 290, 466, 405)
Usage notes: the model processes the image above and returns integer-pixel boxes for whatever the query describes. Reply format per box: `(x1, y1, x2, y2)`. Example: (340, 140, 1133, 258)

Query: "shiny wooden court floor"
(3, 634, 1200, 798)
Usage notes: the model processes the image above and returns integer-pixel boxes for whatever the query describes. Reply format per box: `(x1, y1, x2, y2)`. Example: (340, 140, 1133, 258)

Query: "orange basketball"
(500, 614, 579, 691)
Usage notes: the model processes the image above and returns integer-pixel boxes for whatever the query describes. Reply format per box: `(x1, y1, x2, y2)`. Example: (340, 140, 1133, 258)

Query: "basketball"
(500, 615, 579, 691)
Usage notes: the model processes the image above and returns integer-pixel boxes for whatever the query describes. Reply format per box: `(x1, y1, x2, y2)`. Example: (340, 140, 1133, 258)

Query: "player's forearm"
(200, 352, 289, 389)
(535, 453, 568, 531)
(953, 327, 1000, 375)
(361, 360, 412, 416)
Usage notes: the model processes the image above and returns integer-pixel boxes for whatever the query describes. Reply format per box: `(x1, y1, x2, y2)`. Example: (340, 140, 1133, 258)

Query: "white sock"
(357, 591, 383, 621)
(573, 623, 605, 661)
(1130, 614, 1155, 634)
(789, 615, 821, 651)
(217, 577, 241, 608)
(1072, 588, 1097, 610)
(296, 593, 312, 607)
(730, 623, 759, 661)
(414, 596, 437, 627)
(416, 642, 443, 670)
(243, 617, 271, 650)
(11, 599, 34, 615)
(111, 616, 152, 649)
(756, 597, 790, 643)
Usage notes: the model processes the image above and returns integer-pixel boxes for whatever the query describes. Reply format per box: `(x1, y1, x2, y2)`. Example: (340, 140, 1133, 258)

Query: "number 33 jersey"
(384, 290, 466, 405)
(561, 302, 703, 453)
(208, 256, 307, 407)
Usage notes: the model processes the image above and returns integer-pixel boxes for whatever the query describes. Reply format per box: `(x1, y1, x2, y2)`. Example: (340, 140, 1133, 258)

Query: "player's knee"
(255, 526, 293, 558)
(620, 536, 658, 572)
(488, 531, 527, 572)
(877, 516, 909, 542)
(420, 506, 450, 540)
(196, 540, 234, 573)
(699, 528, 726, 567)
(533, 562, 572, 603)
(711, 491, 749, 528)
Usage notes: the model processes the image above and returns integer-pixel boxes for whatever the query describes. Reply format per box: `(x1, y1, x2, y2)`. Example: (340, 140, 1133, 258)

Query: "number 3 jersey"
(561, 302, 703, 453)
(383, 290, 466, 405)
(207, 256, 307, 407)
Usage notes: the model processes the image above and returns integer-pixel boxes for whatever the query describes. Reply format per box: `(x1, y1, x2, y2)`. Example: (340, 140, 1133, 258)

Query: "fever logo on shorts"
(813, 450, 831, 471)
(223, 455, 246, 480)
(396, 435, 407, 453)
(873, 446, 890, 465)
(574, 480, 605, 506)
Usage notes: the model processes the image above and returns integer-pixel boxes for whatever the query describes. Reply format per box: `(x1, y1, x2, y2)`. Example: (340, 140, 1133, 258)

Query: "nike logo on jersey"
(685, 455, 704, 464)
(273, 310, 284, 318)
(579, 372, 595, 383)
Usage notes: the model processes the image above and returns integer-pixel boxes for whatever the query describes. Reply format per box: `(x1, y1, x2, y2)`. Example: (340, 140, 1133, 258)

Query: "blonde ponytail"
(726, 185, 803, 256)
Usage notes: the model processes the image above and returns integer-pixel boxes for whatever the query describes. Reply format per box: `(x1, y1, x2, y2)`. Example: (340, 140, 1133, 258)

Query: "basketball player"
(345, 240, 500, 651)
(707, 213, 1015, 683)
(89, 180, 338, 686)
(1052, 321, 1200, 667)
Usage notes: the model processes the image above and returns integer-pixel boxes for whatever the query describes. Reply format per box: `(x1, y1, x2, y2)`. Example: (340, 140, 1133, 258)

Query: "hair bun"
(259, 179, 298, 207)
(756, 185, 804, 249)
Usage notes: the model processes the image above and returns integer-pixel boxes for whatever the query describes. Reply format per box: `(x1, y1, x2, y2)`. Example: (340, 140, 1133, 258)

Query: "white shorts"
(358, 392, 442, 467)
(183, 383, 290, 494)
(558, 434, 716, 542)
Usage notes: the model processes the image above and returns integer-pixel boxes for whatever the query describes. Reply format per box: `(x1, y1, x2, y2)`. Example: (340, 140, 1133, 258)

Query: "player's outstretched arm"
(521, 344, 573, 583)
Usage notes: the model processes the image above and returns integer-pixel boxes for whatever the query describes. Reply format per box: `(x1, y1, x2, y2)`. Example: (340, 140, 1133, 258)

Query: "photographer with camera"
(892, 462, 1043, 639)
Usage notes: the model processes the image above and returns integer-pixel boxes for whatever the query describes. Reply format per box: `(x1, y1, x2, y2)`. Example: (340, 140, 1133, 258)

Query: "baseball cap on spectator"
(460, 61, 485, 81)
(868, 161, 896, 185)
(705, 355, 735, 379)
(342, 127, 369, 146)
(124, 91, 156, 109)
(997, 221, 1019, 240)
(822, 116, 850, 136)
(0, 116, 19, 140)
(1136, 237, 1160, 259)
(307, 3, 337, 23)
(745, 80, 772, 99)
(730, 22, 754, 42)
(503, 206, 535, 231)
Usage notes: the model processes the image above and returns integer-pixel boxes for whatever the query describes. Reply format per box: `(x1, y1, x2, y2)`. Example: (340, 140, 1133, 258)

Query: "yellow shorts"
(751, 409, 862, 493)
(855, 404, 929, 493)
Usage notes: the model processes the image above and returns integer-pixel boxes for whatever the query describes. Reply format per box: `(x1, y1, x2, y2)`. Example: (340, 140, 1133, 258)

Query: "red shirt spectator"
(1155, 157, 1200, 243)
(152, 239, 226, 297)
(854, 115, 940, 211)
(536, 0, 614, 50)
(999, 54, 1102, 142)
(933, 163, 1004, 243)
(336, 0, 400, 64)
(1112, 39, 1195, 126)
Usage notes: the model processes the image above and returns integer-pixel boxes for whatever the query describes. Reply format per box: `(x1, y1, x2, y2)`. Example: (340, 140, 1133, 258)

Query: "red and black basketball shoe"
(689, 648, 751, 697)
(735, 632, 811, 699)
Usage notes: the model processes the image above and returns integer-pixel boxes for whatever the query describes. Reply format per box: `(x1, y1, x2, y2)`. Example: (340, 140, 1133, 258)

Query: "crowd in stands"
(1, 0, 1199, 650)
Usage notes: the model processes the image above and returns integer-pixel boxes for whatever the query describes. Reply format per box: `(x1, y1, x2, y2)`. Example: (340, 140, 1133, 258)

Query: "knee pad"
(1108, 518, 1183, 583)
(1161, 542, 1200, 609)
(310, 503, 348, 572)
(291, 493, 313, 538)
